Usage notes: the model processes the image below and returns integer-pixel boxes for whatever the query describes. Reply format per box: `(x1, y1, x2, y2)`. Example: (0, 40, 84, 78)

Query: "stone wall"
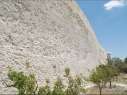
(0, 0, 106, 93)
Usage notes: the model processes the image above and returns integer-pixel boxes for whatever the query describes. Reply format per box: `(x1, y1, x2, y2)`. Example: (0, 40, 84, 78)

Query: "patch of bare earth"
(86, 86, 127, 95)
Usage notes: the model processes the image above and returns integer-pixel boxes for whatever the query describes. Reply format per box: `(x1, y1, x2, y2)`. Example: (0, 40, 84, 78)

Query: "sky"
(76, 0, 127, 58)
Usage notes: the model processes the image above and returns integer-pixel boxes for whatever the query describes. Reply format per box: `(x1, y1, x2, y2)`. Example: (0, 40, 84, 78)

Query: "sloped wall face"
(0, 0, 106, 92)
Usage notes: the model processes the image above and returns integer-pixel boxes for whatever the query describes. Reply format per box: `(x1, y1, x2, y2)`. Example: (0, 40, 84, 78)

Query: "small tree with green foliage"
(106, 65, 119, 88)
(124, 57, 127, 64)
(90, 65, 107, 95)
(90, 64, 119, 95)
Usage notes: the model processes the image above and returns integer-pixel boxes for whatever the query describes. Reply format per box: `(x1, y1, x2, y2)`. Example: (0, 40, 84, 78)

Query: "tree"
(111, 57, 127, 73)
(90, 70, 103, 95)
(90, 65, 110, 95)
(107, 53, 112, 65)
(111, 57, 123, 69)
(107, 56, 120, 87)
(105, 65, 119, 88)
(90, 64, 120, 95)
(112, 57, 123, 65)
(124, 57, 127, 64)
(122, 57, 127, 73)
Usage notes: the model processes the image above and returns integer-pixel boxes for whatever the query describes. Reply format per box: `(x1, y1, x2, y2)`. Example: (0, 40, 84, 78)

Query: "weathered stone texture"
(0, 0, 106, 93)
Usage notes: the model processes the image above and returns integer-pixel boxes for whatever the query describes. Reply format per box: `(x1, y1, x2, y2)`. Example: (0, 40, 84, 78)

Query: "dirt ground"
(85, 74, 127, 95)
(86, 86, 127, 95)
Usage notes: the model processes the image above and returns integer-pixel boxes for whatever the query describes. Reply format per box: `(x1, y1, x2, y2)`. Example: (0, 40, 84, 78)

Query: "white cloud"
(104, 0, 126, 10)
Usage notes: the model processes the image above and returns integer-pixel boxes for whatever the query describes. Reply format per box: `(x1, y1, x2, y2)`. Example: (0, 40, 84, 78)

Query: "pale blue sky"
(76, 0, 127, 58)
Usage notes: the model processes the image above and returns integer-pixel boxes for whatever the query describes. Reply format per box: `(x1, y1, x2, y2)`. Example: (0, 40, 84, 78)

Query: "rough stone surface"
(0, 0, 107, 93)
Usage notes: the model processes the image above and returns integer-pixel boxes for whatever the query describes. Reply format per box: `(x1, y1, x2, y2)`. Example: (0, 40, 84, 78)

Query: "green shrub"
(64, 68, 70, 77)
(8, 69, 37, 95)
(38, 85, 52, 95)
(64, 68, 84, 95)
(65, 76, 80, 95)
(7, 68, 86, 95)
(52, 77, 65, 95)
